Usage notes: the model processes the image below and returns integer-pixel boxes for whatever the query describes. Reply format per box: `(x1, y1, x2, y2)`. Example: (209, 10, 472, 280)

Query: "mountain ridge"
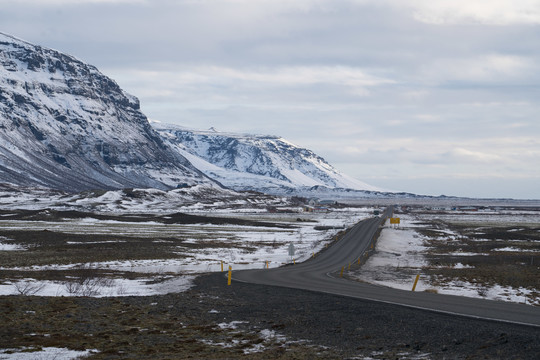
(153, 122, 381, 195)
(0, 32, 216, 192)
(0, 32, 382, 197)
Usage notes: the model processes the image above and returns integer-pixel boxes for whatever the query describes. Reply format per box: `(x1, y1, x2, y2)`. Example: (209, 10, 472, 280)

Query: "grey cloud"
(1, 0, 539, 198)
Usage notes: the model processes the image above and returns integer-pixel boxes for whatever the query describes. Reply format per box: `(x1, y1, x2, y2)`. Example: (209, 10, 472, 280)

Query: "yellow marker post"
(221, 261, 223, 272)
(340, 266, 344, 277)
(227, 266, 232, 286)
(293, 258, 295, 264)
(312, 252, 315, 258)
(412, 274, 420, 291)
(357, 258, 360, 265)
(266, 261, 269, 269)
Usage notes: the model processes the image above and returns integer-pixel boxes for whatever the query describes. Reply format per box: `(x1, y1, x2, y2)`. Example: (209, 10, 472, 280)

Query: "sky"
(1, 0, 539, 199)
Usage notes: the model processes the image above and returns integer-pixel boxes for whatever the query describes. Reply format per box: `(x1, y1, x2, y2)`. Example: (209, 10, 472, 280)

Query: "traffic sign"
(288, 243, 295, 256)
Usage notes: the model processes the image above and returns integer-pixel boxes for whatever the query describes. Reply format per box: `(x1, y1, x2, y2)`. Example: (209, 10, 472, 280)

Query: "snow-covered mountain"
(0, 32, 215, 192)
(0, 32, 380, 197)
(153, 123, 381, 195)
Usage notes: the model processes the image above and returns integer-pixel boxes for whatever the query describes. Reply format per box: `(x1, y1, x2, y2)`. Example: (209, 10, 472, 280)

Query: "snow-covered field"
(1, 201, 538, 359)
(352, 209, 539, 306)
(2, 199, 538, 306)
(2, 204, 538, 306)
(0, 207, 375, 298)
(0, 347, 97, 360)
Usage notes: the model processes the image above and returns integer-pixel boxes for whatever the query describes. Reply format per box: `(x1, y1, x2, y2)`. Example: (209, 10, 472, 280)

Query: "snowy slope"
(153, 123, 381, 195)
(0, 32, 215, 192)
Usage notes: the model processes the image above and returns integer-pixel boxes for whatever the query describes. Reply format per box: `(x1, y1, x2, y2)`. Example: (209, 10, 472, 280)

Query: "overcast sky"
(2, 0, 539, 199)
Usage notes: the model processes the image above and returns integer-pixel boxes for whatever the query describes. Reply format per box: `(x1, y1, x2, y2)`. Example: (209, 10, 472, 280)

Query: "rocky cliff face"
(0, 32, 213, 192)
(154, 123, 380, 195)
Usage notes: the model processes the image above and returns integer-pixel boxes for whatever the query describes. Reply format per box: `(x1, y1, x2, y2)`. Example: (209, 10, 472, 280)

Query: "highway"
(233, 207, 540, 328)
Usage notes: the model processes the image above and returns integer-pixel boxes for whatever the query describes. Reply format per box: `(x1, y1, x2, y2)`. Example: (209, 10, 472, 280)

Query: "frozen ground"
(352, 210, 539, 306)
(0, 206, 376, 358)
(0, 184, 286, 213)
(1, 202, 539, 359)
(0, 207, 375, 298)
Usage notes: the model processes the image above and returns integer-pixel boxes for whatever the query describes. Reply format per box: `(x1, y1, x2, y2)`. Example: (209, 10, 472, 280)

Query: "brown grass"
(414, 212, 540, 305)
(0, 295, 338, 359)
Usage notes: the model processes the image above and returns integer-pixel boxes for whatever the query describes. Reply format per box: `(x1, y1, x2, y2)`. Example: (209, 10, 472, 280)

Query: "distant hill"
(154, 123, 382, 196)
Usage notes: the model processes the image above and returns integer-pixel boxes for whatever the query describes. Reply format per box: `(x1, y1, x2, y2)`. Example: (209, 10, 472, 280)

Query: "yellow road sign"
(390, 217, 400, 224)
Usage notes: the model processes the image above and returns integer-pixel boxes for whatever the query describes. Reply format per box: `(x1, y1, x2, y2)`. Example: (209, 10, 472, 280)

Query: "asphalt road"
(233, 208, 540, 328)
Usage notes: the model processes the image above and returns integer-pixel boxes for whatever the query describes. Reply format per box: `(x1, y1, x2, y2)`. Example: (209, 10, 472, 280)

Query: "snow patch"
(0, 347, 96, 359)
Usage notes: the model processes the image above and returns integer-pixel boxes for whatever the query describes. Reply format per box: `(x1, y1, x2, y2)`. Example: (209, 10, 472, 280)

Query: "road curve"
(233, 208, 540, 328)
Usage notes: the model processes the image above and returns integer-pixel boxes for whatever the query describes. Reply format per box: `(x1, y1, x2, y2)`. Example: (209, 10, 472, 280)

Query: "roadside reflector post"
(312, 252, 315, 258)
(340, 266, 344, 277)
(288, 243, 295, 264)
(227, 266, 232, 286)
(266, 261, 269, 269)
(221, 261, 224, 272)
(357, 258, 360, 265)
(412, 274, 420, 291)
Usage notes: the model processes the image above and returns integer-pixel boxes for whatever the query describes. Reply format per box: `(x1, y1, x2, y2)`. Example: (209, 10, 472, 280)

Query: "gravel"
(195, 273, 540, 359)
(1, 272, 539, 359)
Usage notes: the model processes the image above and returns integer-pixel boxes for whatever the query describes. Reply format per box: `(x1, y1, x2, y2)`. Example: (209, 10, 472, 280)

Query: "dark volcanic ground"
(1, 272, 539, 359)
